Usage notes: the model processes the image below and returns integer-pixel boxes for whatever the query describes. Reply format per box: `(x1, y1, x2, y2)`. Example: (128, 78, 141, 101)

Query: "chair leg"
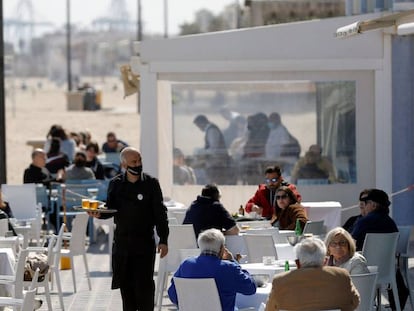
(44, 282, 53, 311)
(82, 253, 92, 290)
(376, 288, 381, 311)
(402, 258, 414, 310)
(70, 257, 77, 293)
(390, 279, 401, 311)
(54, 268, 65, 310)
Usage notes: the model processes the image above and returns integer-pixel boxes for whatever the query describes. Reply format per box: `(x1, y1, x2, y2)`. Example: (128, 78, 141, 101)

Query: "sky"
(3, 0, 237, 36)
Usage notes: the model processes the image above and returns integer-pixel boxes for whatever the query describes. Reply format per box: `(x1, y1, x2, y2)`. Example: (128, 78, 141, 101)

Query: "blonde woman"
(325, 227, 369, 274)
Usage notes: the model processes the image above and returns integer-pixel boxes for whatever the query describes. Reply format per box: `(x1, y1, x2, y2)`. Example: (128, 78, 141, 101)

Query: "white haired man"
(168, 228, 256, 311)
(265, 237, 360, 311)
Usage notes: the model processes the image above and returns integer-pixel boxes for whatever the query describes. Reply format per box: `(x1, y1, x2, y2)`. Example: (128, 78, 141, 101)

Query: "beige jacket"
(265, 266, 360, 311)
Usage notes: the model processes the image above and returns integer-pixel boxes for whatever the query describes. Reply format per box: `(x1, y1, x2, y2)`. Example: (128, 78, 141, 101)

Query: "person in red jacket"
(245, 165, 301, 219)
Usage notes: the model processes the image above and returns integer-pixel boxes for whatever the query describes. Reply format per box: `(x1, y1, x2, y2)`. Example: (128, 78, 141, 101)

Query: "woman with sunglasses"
(270, 186, 307, 230)
(325, 227, 369, 274)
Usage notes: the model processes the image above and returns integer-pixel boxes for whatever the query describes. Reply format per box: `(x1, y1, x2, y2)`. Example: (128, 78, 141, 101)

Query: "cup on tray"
(89, 200, 99, 210)
(82, 199, 90, 209)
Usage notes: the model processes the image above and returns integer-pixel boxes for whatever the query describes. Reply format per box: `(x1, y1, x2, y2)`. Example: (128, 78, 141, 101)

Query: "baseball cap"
(362, 189, 391, 207)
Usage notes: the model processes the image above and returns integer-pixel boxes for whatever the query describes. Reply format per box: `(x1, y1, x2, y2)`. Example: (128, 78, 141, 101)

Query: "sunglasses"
(265, 177, 280, 183)
(329, 240, 348, 247)
(276, 194, 288, 200)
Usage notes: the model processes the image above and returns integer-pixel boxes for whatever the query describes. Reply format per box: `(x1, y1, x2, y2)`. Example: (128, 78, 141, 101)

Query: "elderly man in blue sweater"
(168, 228, 256, 311)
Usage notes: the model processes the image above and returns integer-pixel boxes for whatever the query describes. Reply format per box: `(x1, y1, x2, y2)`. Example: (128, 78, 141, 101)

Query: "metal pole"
(137, 0, 142, 41)
(164, 0, 168, 38)
(0, 0, 7, 184)
(66, 0, 72, 91)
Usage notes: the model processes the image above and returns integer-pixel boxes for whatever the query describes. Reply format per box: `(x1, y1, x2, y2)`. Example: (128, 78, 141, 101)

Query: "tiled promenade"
(34, 230, 414, 311)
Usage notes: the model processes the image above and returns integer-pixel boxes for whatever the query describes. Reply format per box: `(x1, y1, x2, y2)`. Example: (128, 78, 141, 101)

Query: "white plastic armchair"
(0, 268, 39, 311)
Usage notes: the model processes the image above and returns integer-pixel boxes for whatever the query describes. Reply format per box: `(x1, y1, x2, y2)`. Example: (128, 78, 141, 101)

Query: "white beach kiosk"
(130, 11, 414, 226)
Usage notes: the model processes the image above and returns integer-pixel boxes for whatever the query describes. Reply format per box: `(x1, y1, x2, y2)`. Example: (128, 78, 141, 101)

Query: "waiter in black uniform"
(89, 147, 169, 311)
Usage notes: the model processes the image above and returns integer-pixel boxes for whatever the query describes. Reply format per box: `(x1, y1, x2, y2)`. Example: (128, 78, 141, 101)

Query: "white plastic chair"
(0, 219, 8, 237)
(351, 272, 378, 311)
(27, 224, 66, 311)
(1, 183, 42, 246)
(0, 249, 30, 300)
(243, 234, 278, 263)
(155, 224, 197, 310)
(170, 211, 186, 224)
(362, 232, 400, 311)
(396, 225, 414, 309)
(60, 213, 92, 293)
(0, 268, 39, 311)
(303, 220, 325, 235)
(173, 277, 222, 311)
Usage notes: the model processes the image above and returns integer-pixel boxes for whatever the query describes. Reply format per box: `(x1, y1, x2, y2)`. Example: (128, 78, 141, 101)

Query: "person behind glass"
(290, 144, 337, 184)
(102, 131, 129, 153)
(245, 165, 302, 219)
(265, 237, 360, 311)
(173, 147, 196, 185)
(45, 137, 70, 179)
(193, 114, 232, 184)
(87, 147, 169, 311)
(265, 112, 300, 159)
(325, 227, 369, 275)
(65, 151, 95, 180)
(270, 186, 307, 230)
(85, 141, 105, 180)
(343, 189, 369, 233)
(351, 188, 398, 251)
(183, 184, 239, 238)
(168, 228, 256, 311)
(24, 148, 63, 185)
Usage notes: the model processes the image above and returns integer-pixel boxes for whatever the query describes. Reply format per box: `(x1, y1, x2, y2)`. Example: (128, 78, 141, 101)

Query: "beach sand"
(4, 77, 140, 184)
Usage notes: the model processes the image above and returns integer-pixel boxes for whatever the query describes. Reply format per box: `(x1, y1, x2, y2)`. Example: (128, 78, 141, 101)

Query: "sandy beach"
(4, 77, 141, 184)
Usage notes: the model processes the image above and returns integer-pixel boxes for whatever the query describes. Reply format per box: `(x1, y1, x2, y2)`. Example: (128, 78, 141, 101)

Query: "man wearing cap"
(351, 188, 398, 250)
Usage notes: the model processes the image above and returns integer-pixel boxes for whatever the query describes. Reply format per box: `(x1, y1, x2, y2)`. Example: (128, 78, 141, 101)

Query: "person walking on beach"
(88, 147, 169, 311)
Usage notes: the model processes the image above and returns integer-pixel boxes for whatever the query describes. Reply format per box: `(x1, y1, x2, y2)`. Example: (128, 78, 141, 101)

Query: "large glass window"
(172, 80, 356, 185)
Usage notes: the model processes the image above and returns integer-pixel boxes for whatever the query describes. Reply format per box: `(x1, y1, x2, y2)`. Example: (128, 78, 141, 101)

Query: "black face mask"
(127, 165, 142, 176)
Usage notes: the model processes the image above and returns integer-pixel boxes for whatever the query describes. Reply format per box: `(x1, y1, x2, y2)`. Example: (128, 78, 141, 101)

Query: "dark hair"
(193, 115, 208, 126)
(74, 151, 87, 167)
(201, 184, 220, 201)
(48, 138, 61, 155)
(265, 165, 282, 176)
(86, 141, 100, 154)
(276, 186, 298, 204)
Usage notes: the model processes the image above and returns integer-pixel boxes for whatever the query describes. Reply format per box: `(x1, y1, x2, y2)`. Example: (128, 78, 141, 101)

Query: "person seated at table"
(168, 228, 256, 311)
(0, 189, 13, 218)
(290, 144, 337, 184)
(173, 147, 196, 185)
(245, 165, 302, 219)
(351, 188, 398, 251)
(183, 184, 239, 237)
(325, 227, 369, 275)
(265, 237, 360, 311)
(85, 141, 105, 180)
(343, 189, 369, 233)
(45, 137, 70, 178)
(269, 186, 307, 231)
(65, 151, 96, 180)
(23, 148, 64, 185)
(102, 131, 128, 153)
(0, 189, 17, 235)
